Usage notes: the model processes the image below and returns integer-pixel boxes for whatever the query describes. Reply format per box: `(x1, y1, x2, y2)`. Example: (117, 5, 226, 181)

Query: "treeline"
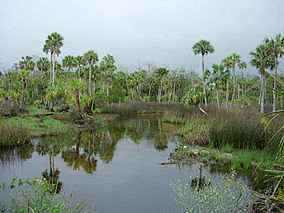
(0, 32, 283, 117)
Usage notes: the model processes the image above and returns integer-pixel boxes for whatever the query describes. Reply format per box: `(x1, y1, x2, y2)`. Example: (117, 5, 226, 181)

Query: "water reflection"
(0, 117, 265, 212)
(0, 142, 34, 167)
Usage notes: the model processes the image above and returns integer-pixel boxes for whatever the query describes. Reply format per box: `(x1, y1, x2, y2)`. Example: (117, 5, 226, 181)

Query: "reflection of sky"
(0, 119, 253, 213)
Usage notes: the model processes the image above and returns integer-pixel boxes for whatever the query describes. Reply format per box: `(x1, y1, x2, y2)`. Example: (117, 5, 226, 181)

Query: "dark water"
(0, 117, 253, 213)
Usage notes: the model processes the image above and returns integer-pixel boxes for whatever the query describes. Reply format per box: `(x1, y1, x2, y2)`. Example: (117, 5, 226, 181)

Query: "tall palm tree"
(75, 56, 85, 80)
(222, 57, 232, 106)
(83, 50, 98, 94)
(228, 53, 240, 107)
(100, 55, 116, 104)
(265, 33, 284, 112)
(192, 40, 214, 105)
(18, 69, 31, 111)
(238, 61, 247, 105)
(43, 32, 64, 87)
(250, 44, 273, 114)
(209, 64, 225, 108)
(153, 67, 169, 103)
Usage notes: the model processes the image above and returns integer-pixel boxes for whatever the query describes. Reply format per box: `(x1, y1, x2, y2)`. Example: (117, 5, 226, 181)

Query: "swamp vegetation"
(0, 32, 283, 212)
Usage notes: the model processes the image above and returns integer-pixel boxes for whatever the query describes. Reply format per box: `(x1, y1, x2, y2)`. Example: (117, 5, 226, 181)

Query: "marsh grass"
(102, 102, 187, 117)
(0, 122, 30, 147)
(162, 104, 283, 153)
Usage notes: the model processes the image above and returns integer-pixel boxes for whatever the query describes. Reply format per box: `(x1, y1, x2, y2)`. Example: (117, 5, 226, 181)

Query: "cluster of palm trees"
(0, 32, 283, 116)
(192, 34, 284, 113)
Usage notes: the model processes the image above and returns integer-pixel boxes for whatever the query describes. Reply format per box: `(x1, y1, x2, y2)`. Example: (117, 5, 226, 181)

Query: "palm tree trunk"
(242, 68, 244, 106)
(88, 64, 92, 94)
(261, 73, 266, 114)
(78, 64, 81, 80)
(50, 53, 53, 86)
(231, 65, 236, 107)
(202, 54, 207, 105)
(172, 81, 176, 103)
(259, 76, 263, 106)
(20, 81, 25, 111)
(75, 90, 83, 120)
(226, 80, 229, 106)
(158, 81, 162, 103)
(238, 82, 240, 100)
(216, 86, 220, 109)
(273, 56, 278, 112)
(52, 53, 55, 87)
(148, 83, 152, 101)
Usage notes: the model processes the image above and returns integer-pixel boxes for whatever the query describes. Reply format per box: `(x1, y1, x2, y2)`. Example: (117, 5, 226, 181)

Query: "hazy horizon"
(0, 0, 284, 76)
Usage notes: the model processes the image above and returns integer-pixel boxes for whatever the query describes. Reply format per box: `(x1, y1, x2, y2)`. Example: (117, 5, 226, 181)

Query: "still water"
(0, 117, 252, 212)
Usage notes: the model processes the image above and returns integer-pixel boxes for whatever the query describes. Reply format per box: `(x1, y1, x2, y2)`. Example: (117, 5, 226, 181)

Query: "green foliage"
(1, 177, 88, 213)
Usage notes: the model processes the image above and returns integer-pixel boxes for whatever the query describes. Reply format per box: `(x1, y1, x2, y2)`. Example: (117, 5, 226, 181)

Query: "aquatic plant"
(170, 171, 252, 213)
(0, 177, 88, 213)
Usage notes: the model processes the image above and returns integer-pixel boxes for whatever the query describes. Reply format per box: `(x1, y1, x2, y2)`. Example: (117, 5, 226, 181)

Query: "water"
(0, 117, 253, 212)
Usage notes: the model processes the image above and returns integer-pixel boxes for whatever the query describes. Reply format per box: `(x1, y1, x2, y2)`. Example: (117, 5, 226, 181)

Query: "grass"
(102, 102, 187, 117)
(172, 145, 276, 171)
(0, 122, 30, 147)
(0, 116, 74, 138)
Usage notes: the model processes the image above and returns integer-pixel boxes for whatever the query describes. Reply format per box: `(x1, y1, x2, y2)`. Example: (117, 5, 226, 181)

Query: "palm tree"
(62, 55, 76, 72)
(19, 56, 35, 71)
(238, 61, 247, 105)
(83, 50, 98, 94)
(192, 40, 214, 105)
(75, 56, 85, 80)
(67, 77, 86, 120)
(37, 57, 50, 74)
(222, 57, 232, 106)
(209, 64, 225, 108)
(100, 55, 116, 103)
(250, 44, 273, 114)
(265, 33, 284, 112)
(228, 53, 240, 107)
(153, 67, 169, 103)
(18, 69, 31, 111)
(43, 32, 64, 87)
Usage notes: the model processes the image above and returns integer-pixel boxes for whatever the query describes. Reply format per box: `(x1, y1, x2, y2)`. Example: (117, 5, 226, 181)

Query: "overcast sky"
(0, 0, 284, 75)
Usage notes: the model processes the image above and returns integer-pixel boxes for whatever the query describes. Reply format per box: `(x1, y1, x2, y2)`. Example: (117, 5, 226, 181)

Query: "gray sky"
(0, 0, 284, 75)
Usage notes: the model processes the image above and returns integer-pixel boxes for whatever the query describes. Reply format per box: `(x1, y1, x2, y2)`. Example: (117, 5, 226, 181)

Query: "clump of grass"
(0, 122, 30, 147)
(209, 107, 268, 150)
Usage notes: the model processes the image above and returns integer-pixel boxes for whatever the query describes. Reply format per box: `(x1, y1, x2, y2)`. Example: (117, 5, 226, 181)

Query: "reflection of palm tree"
(62, 131, 98, 173)
(190, 165, 209, 188)
(36, 137, 68, 192)
(0, 142, 34, 166)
